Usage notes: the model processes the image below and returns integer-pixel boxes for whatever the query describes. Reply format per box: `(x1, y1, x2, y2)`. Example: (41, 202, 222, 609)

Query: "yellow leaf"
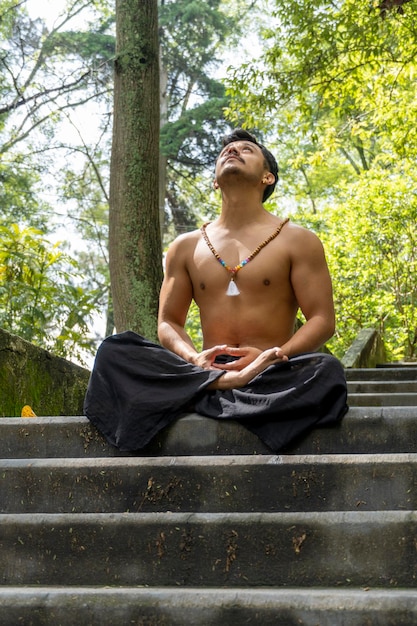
(21, 405, 37, 418)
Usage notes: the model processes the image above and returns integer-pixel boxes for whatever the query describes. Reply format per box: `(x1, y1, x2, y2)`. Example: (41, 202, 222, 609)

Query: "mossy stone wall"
(341, 328, 386, 369)
(0, 328, 91, 417)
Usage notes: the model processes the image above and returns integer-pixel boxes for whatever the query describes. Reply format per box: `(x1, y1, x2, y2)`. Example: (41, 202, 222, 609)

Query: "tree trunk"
(159, 60, 168, 241)
(109, 0, 162, 339)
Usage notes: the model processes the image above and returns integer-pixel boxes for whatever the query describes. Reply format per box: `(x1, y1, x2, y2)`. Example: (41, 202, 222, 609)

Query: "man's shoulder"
(169, 228, 201, 248)
(284, 220, 323, 244)
(281, 221, 326, 262)
(165, 228, 201, 260)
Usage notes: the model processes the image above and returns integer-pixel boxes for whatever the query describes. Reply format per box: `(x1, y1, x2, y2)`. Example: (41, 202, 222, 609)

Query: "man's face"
(215, 140, 268, 182)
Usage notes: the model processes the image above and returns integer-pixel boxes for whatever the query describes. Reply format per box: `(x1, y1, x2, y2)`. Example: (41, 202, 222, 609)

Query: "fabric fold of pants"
(84, 331, 348, 453)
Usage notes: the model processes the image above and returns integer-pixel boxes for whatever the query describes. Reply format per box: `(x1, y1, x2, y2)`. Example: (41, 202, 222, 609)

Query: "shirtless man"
(85, 129, 347, 452)
(158, 128, 335, 389)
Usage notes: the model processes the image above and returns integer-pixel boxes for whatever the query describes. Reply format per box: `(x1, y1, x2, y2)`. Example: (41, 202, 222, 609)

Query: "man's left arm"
(280, 228, 335, 357)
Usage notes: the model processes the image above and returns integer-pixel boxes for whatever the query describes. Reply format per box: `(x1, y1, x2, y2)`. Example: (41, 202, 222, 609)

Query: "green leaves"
(0, 223, 98, 364)
(295, 167, 417, 359)
(224, 0, 417, 359)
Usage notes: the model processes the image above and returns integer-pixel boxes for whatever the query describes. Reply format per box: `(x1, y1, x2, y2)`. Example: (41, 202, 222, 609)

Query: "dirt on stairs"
(0, 365, 417, 625)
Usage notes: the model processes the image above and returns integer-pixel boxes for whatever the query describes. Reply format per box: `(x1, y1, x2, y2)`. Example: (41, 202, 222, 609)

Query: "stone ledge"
(342, 328, 386, 369)
(1, 407, 417, 457)
(0, 329, 90, 416)
(0, 587, 416, 626)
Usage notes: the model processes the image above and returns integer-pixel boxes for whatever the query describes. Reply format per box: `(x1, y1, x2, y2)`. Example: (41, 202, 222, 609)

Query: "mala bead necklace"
(200, 218, 289, 296)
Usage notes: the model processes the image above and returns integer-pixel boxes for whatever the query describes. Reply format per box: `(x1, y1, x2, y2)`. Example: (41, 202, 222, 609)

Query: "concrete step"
(1, 511, 416, 587)
(1, 415, 271, 457)
(1, 407, 417, 457)
(1, 454, 417, 514)
(348, 392, 417, 406)
(347, 380, 417, 393)
(1, 365, 416, 624)
(1, 587, 417, 626)
(346, 367, 417, 381)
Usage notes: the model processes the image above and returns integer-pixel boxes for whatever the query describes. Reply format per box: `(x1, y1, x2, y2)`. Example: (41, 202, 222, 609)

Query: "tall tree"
(109, 0, 162, 337)
(0, 0, 258, 348)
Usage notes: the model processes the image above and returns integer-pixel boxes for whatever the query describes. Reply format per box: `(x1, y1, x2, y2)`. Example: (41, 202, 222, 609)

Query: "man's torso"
(186, 218, 299, 350)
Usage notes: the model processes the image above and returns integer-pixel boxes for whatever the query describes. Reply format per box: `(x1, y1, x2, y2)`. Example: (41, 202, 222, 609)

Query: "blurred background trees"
(226, 0, 417, 360)
(1, 0, 416, 363)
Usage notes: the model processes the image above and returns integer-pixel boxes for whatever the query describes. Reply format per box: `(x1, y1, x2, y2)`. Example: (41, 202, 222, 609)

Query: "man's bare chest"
(190, 238, 292, 299)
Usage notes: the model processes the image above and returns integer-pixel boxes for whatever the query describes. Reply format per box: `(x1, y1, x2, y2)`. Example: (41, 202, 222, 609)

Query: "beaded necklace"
(200, 218, 289, 296)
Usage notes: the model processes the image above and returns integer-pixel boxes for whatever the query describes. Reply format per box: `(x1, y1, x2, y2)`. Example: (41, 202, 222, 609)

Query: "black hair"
(221, 128, 279, 202)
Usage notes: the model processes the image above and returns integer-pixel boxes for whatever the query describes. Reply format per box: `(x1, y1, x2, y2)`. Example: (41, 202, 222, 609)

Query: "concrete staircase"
(1, 366, 417, 625)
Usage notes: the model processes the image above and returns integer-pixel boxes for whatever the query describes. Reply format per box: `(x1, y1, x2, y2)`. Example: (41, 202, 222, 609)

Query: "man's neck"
(217, 189, 268, 228)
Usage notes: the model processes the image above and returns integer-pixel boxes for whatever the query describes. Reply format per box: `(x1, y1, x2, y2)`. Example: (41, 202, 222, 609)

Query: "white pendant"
(226, 279, 240, 296)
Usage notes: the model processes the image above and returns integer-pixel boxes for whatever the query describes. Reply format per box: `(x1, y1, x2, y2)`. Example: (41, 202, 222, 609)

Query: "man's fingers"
(214, 360, 245, 371)
(209, 344, 228, 355)
(272, 347, 288, 361)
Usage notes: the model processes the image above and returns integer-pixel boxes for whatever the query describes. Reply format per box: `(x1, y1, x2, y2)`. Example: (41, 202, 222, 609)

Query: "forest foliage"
(226, 0, 417, 360)
(0, 0, 416, 362)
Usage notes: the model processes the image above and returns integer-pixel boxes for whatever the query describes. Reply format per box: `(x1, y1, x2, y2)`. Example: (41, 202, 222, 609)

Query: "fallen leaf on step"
(21, 405, 37, 418)
(292, 532, 307, 554)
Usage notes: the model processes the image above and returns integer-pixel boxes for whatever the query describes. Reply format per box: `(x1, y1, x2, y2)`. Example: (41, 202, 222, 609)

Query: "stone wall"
(0, 329, 91, 417)
(341, 328, 386, 369)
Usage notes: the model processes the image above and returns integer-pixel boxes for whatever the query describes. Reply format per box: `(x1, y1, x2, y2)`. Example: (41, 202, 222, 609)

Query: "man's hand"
(190, 345, 230, 370)
(207, 346, 288, 390)
(211, 346, 263, 371)
(192, 345, 270, 371)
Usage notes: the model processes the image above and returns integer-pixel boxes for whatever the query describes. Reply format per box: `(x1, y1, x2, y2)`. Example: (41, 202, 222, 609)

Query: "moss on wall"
(0, 328, 91, 417)
(341, 328, 386, 369)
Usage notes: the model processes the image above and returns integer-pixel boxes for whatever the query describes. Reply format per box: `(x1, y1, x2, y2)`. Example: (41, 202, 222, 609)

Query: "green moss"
(0, 329, 90, 417)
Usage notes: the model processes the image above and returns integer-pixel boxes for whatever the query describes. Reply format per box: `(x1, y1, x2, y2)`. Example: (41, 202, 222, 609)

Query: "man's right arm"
(157, 235, 200, 362)
(158, 236, 229, 369)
